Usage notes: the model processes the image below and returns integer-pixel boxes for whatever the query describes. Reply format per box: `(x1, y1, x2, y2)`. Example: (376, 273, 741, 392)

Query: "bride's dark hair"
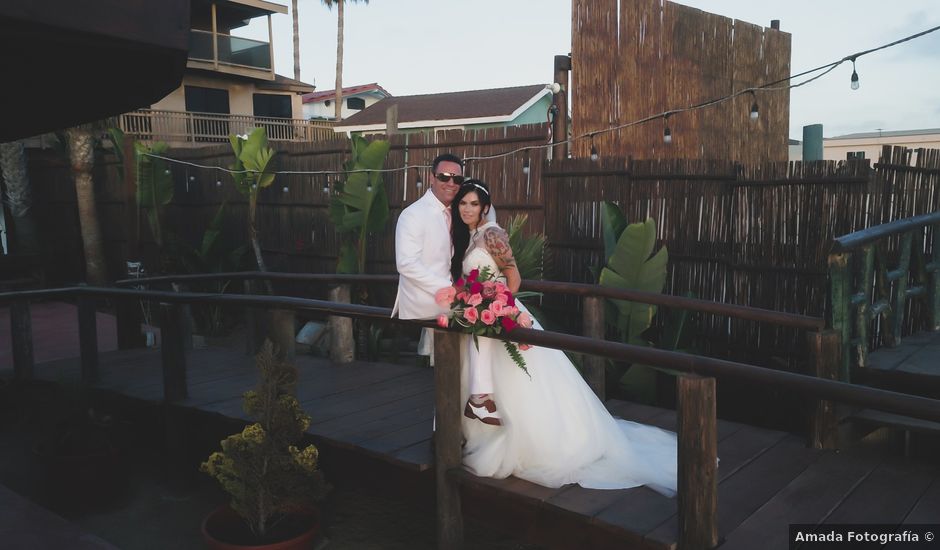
(450, 179, 492, 282)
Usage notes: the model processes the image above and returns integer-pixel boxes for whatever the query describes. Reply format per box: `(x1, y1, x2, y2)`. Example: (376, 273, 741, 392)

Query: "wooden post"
(270, 309, 296, 360)
(11, 299, 34, 380)
(889, 232, 913, 346)
(807, 330, 841, 450)
(677, 374, 718, 550)
(433, 329, 463, 550)
(828, 252, 852, 382)
(582, 295, 606, 400)
(173, 283, 194, 351)
(78, 295, 99, 384)
(552, 54, 571, 160)
(328, 284, 354, 364)
(160, 303, 188, 402)
(386, 104, 399, 136)
(930, 222, 940, 331)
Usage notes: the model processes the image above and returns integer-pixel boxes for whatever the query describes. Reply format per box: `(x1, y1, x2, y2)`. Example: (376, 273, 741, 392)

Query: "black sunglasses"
(434, 172, 465, 185)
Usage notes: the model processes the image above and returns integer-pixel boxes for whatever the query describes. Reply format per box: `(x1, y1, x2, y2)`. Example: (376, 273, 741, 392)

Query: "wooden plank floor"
(9, 345, 940, 550)
(867, 330, 940, 376)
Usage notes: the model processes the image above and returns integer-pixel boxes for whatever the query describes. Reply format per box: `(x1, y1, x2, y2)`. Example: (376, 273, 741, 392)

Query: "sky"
(238, 0, 940, 139)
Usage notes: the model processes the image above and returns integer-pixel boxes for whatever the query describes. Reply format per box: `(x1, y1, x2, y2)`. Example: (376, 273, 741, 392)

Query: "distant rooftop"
(334, 84, 549, 129)
(827, 128, 940, 140)
(303, 83, 390, 104)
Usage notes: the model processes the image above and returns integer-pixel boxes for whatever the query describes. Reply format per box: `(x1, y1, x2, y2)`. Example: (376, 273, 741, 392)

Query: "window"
(347, 97, 365, 110)
(184, 86, 230, 114)
(184, 86, 230, 142)
(253, 93, 292, 119)
(846, 151, 866, 160)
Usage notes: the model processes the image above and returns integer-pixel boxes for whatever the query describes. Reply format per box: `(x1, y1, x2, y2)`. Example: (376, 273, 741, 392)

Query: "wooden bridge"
(2, 212, 939, 549)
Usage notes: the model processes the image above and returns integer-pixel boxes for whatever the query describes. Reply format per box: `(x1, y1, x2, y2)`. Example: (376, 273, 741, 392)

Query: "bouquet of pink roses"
(435, 266, 538, 377)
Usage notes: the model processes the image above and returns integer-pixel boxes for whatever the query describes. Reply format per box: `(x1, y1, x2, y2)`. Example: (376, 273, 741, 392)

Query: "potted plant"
(200, 340, 329, 549)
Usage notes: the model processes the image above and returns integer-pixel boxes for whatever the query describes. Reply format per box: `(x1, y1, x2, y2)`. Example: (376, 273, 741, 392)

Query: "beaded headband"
(461, 180, 490, 198)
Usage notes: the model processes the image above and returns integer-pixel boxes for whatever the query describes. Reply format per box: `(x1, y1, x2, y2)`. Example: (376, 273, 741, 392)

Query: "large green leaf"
(600, 201, 628, 264)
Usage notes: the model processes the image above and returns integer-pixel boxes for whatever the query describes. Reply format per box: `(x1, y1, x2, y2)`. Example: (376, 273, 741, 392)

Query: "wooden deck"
(5, 343, 939, 550)
(867, 330, 940, 377)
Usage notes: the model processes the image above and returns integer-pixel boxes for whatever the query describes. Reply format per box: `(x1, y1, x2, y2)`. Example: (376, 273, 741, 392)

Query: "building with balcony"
(119, 0, 331, 146)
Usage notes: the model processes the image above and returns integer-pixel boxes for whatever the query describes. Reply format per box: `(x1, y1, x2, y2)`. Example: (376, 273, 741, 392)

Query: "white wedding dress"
(458, 222, 678, 495)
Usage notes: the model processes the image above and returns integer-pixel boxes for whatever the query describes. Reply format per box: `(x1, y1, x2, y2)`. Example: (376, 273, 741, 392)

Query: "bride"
(449, 179, 678, 495)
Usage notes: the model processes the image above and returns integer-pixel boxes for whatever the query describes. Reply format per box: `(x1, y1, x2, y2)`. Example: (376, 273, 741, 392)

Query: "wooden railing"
(829, 210, 940, 380)
(118, 109, 336, 145)
(8, 279, 940, 549)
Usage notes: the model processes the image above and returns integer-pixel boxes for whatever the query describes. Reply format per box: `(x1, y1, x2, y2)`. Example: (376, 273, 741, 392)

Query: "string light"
(749, 91, 759, 120)
(282, 186, 289, 193)
(215, 180, 222, 187)
(138, 25, 939, 174)
(522, 157, 530, 174)
(663, 114, 673, 144)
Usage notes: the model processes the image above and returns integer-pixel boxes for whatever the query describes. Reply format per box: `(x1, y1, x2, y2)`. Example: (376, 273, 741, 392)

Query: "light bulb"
(189, 175, 195, 182)
(416, 177, 423, 189)
(164, 169, 171, 175)
(663, 127, 672, 144)
(590, 145, 598, 161)
(282, 186, 289, 193)
(750, 102, 759, 120)
(322, 185, 329, 194)
(522, 159, 530, 174)
(215, 180, 222, 187)
(850, 70, 859, 90)
(367, 185, 373, 192)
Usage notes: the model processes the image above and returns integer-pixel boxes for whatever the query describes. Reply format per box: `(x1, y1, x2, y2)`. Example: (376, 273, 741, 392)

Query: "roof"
(303, 83, 390, 104)
(256, 73, 315, 93)
(334, 84, 551, 131)
(827, 128, 940, 140)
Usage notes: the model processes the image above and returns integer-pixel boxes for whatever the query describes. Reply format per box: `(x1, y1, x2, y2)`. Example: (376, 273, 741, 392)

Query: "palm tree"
(291, 0, 301, 81)
(65, 125, 108, 285)
(321, 0, 369, 121)
(0, 140, 40, 254)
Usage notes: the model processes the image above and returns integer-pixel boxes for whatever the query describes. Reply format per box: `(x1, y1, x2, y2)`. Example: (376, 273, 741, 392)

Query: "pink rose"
(481, 284, 497, 299)
(494, 293, 509, 305)
(463, 307, 479, 324)
(467, 293, 483, 307)
(435, 286, 456, 307)
(518, 343, 532, 351)
(455, 291, 469, 303)
(436, 314, 449, 328)
(480, 309, 496, 325)
(488, 301, 505, 316)
(506, 306, 519, 316)
(495, 282, 508, 294)
(517, 312, 533, 328)
(500, 317, 518, 332)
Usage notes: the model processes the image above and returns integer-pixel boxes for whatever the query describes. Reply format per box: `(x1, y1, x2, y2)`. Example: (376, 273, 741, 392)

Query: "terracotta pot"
(201, 505, 320, 550)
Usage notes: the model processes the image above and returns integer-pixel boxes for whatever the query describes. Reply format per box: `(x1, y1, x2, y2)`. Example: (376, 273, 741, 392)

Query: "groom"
(392, 153, 464, 364)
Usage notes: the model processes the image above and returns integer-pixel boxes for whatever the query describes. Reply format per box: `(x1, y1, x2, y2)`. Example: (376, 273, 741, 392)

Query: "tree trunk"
(0, 141, 40, 254)
(247, 192, 273, 293)
(291, 0, 300, 81)
(334, 0, 344, 121)
(66, 126, 109, 285)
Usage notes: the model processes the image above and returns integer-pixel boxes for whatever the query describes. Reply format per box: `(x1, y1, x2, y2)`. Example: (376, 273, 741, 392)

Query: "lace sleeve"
(483, 227, 516, 268)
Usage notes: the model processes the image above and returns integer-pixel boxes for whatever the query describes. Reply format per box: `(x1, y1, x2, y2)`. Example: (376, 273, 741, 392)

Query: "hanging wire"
(139, 24, 940, 177)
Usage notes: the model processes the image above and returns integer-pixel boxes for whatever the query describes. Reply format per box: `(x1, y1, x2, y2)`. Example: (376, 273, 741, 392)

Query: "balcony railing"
(189, 29, 272, 72)
(118, 109, 336, 145)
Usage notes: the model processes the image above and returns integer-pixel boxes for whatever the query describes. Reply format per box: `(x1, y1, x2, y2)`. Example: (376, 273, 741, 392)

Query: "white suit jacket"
(392, 190, 453, 319)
